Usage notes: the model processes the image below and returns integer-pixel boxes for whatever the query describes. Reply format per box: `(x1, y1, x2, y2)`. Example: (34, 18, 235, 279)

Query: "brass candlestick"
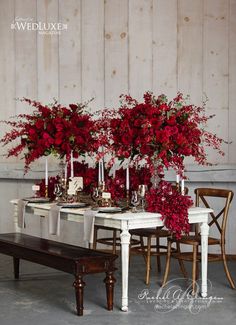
(45, 185, 48, 198)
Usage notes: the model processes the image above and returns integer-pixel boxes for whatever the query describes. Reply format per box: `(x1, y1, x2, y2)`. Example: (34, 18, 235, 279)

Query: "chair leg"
(93, 226, 98, 250)
(145, 237, 152, 285)
(176, 242, 188, 278)
(162, 239, 172, 286)
(156, 236, 161, 273)
(140, 236, 147, 264)
(221, 242, 235, 289)
(192, 245, 198, 295)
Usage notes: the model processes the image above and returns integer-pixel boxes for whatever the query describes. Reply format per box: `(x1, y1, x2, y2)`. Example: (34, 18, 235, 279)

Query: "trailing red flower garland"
(146, 180, 193, 239)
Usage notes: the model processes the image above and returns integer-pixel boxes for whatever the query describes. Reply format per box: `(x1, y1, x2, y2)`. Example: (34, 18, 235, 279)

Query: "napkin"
(49, 204, 61, 236)
(83, 209, 98, 244)
(17, 199, 28, 228)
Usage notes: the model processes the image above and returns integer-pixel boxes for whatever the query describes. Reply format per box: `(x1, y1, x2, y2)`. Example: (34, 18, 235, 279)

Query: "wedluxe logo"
(11, 17, 67, 35)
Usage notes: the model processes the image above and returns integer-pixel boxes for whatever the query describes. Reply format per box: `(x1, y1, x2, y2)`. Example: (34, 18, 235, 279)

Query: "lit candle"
(45, 157, 48, 186)
(70, 151, 74, 178)
(126, 166, 130, 191)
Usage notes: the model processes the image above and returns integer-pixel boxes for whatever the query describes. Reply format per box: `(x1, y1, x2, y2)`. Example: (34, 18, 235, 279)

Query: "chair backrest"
(194, 188, 234, 239)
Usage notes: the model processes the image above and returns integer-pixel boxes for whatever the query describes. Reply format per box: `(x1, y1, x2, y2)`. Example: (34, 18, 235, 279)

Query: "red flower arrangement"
(105, 166, 152, 202)
(0, 98, 97, 171)
(97, 92, 224, 174)
(146, 180, 193, 239)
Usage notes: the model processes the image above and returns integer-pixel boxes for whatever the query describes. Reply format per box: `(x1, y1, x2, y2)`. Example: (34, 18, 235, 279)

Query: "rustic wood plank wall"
(0, 0, 235, 165)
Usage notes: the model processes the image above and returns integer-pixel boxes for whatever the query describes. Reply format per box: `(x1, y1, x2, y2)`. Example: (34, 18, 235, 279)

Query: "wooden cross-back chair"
(162, 188, 235, 293)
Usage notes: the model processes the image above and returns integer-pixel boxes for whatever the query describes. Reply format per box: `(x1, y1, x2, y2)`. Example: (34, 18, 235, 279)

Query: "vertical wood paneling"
(59, 0, 82, 105)
(129, 0, 153, 100)
(104, 0, 128, 107)
(15, 0, 37, 114)
(178, 0, 203, 105)
(37, 0, 59, 103)
(153, 0, 178, 98)
(0, 0, 15, 162)
(81, 0, 104, 111)
(229, 0, 236, 164)
(203, 0, 229, 162)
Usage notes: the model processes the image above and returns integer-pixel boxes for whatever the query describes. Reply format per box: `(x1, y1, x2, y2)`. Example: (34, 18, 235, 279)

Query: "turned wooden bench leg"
(104, 271, 116, 311)
(73, 275, 86, 316)
(13, 257, 20, 279)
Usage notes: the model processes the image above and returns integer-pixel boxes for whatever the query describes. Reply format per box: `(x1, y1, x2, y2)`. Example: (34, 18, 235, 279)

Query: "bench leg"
(104, 271, 116, 311)
(13, 257, 20, 279)
(73, 275, 85, 316)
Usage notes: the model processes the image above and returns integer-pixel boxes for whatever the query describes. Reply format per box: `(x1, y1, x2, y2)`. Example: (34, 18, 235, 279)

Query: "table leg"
(120, 225, 131, 312)
(200, 221, 209, 297)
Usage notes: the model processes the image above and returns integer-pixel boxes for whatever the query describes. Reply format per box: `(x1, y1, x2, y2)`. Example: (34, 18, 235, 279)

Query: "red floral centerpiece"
(0, 98, 97, 171)
(98, 92, 224, 175)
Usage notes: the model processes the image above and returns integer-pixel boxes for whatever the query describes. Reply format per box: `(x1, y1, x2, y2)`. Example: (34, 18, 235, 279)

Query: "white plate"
(96, 207, 122, 213)
(57, 202, 87, 208)
(23, 197, 51, 203)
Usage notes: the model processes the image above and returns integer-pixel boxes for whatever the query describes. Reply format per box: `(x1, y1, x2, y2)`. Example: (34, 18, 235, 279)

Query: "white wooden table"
(11, 200, 212, 311)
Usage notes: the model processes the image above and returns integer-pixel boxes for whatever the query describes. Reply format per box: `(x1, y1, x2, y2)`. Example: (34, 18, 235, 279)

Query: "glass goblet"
(131, 191, 140, 213)
(138, 184, 148, 211)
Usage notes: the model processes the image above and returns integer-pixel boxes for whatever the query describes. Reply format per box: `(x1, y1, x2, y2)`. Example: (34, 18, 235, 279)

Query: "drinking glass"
(131, 191, 140, 212)
(138, 184, 148, 211)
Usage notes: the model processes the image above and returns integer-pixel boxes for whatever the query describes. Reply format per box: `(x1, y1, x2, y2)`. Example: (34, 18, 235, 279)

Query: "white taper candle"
(45, 157, 48, 186)
(181, 179, 185, 195)
(70, 151, 74, 178)
(126, 166, 130, 191)
(98, 161, 101, 184)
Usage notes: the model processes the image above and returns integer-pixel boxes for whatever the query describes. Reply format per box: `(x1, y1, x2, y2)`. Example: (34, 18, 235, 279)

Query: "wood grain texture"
(229, 0, 236, 163)
(153, 0, 178, 98)
(0, 0, 235, 164)
(59, 0, 82, 105)
(81, 0, 104, 111)
(178, 0, 203, 105)
(129, 0, 153, 100)
(15, 0, 37, 115)
(104, 0, 128, 107)
(37, 0, 59, 103)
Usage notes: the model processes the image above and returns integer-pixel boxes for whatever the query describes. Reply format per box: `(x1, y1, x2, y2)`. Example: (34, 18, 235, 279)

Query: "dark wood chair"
(93, 226, 140, 254)
(162, 188, 235, 293)
(129, 186, 189, 285)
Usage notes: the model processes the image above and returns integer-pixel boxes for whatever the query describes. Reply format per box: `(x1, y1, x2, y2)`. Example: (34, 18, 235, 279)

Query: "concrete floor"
(0, 253, 235, 325)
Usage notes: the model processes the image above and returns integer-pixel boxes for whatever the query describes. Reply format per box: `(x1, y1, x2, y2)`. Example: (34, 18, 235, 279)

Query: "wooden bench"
(0, 233, 117, 316)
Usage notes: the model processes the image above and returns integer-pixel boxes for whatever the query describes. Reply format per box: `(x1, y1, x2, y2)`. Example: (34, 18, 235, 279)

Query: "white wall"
(0, 0, 236, 252)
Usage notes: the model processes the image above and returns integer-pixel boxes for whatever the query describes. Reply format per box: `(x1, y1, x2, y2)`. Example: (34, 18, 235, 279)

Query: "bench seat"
(0, 233, 117, 316)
